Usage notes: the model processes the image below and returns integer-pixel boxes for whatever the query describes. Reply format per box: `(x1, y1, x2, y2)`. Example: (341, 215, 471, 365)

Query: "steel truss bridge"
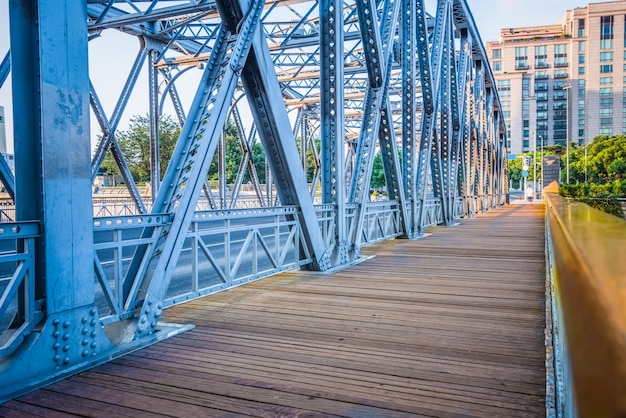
(0, 0, 506, 400)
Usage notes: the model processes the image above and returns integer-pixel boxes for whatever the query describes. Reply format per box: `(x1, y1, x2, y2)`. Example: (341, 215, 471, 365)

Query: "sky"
(0, 0, 599, 152)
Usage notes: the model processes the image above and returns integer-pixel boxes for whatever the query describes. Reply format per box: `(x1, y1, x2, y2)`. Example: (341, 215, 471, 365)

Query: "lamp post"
(563, 83, 573, 184)
(539, 135, 543, 199)
(533, 131, 537, 200)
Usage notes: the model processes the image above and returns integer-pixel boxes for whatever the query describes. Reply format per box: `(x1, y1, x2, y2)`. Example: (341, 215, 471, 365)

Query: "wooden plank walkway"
(0, 204, 547, 417)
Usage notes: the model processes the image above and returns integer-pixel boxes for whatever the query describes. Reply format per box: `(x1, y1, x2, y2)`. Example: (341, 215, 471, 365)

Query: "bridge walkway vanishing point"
(0, 204, 547, 417)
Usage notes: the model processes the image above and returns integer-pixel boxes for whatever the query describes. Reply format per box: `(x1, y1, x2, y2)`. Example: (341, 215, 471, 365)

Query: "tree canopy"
(100, 114, 179, 183)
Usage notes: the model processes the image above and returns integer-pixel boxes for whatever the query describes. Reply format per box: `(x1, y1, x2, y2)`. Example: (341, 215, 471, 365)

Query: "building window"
(537, 111, 548, 120)
(523, 130, 529, 138)
(554, 81, 570, 90)
(578, 18, 585, 37)
(536, 92, 548, 101)
(522, 78, 530, 98)
(493, 61, 501, 71)
(579, 99, 585, 108)
(535, 81, 548, 91)
(535, 45, 548, 68)
(579, 54, 585, 64)
(600, 15, 614, 49)
(554, 91, 567, 101)
(501, 100, 510, 108)
(579, 109, 585, 117)
(579, 129, 585, 137)
(535, 71, 549, 80)
(600, 51, 614, 62)
(492, 49, 501, 60)
(523, 120, 529, 128)
(600, 39, 614, 49)
(579, 67, 585, 75)
(515, 47, 529, 70)
(554, 70, 568, 79)
(600, 64, 613, 73)
(599, 128, 613, 135)
(554, 44, 567, 67)
(600, 87, 613, 96)
(600, 97, 614, 106)
(600, 77, 613, 85)
(600, 108, 613, 116)
(523, 140, 529, 148)
(578, 119, 586, 127)
(578, 41, 585, 51)
(537, 102, 548, 111)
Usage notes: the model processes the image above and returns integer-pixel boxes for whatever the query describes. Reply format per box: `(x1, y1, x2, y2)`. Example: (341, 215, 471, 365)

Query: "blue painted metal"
(1, 0, 509, 402)
(0, 51, 10, 89)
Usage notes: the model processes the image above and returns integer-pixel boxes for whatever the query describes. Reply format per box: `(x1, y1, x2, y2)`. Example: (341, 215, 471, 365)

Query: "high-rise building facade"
(486, 1, 626, 154)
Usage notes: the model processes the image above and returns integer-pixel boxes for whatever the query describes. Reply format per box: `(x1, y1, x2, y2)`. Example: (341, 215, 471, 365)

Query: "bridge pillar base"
(0, 304, 192, 403)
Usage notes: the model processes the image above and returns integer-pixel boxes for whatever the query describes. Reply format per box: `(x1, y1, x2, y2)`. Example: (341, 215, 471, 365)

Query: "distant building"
(486, 1, 626, 154)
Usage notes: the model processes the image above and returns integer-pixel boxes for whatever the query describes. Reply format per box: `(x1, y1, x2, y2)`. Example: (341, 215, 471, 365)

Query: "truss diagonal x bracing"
(0, 0, 507, 401)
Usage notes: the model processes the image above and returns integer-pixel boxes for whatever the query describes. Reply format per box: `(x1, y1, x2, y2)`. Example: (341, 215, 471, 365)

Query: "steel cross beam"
(0, 0, 510, 401)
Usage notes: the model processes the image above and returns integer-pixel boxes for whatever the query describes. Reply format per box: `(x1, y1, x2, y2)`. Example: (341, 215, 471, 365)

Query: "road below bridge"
(0, 204, 547, 417)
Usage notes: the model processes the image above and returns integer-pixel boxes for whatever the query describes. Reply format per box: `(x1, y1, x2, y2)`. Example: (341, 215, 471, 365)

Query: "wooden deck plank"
(0, 204, 547, 417)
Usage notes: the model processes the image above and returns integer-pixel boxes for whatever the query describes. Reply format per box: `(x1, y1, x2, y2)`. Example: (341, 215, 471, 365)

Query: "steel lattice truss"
(0, 0, 506, 400)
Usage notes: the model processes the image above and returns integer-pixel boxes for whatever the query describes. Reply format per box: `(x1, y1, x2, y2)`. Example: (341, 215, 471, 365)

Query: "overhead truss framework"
(0, 0, 507, 400)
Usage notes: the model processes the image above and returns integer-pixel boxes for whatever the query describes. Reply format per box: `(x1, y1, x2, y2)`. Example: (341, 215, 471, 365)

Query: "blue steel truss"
(0, 0, 507, 401)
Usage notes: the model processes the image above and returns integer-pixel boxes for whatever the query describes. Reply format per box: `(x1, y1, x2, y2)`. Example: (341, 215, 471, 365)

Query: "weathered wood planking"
(0, 204, 547, 417)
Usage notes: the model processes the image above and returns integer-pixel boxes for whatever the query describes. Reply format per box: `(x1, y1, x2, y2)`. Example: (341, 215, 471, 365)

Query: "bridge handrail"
(544, 188, 626, 417)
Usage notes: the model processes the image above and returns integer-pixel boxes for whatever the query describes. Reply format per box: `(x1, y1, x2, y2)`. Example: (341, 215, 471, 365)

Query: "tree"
(370, 152, 386, 189)
(100, 114, 180, 183)
(207, 122, 242, 184)
(568, 135, 626, 186)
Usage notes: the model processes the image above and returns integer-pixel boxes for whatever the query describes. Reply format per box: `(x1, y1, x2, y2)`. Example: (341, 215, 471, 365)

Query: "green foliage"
(206, 122, 242, 184)
(560, 182, 625, 218)
(506, 146, 563, 188)
(371, 152, 386, 189)
(100, 114, 180, 183)
(560, 135, 626, 217)
(567, 135, 626, 185)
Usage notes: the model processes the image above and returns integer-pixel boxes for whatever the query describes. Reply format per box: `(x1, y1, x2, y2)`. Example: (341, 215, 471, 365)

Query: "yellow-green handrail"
(544, 183, 626, 417)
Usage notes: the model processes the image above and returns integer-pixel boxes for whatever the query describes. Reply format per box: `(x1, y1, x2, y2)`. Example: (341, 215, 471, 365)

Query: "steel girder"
(0, 0, 507, 401)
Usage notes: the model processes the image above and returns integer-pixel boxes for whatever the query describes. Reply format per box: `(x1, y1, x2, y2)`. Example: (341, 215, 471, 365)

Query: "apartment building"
(486, 1, 626, 154)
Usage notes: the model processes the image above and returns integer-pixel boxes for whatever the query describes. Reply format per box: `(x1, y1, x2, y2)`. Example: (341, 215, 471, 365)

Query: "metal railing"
(360, 200, 403, 245)
(92, 207, 313, 322)
(0, 222, 42, 358)
(544, 189, 626, 417)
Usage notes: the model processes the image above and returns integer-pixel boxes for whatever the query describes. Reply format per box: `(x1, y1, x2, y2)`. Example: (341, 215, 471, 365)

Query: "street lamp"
(533, 131, 537, 200)
(539, 135, 543, 199)
(563, 83, 573, 184)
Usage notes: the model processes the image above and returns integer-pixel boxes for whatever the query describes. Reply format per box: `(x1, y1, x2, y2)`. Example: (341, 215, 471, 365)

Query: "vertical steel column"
(10, 0, 93, 314)
(2, 0, 138, 400)
(320, 0, 348, 264)
(148, 48, 161, 201)
(401, 0, 418, 237)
